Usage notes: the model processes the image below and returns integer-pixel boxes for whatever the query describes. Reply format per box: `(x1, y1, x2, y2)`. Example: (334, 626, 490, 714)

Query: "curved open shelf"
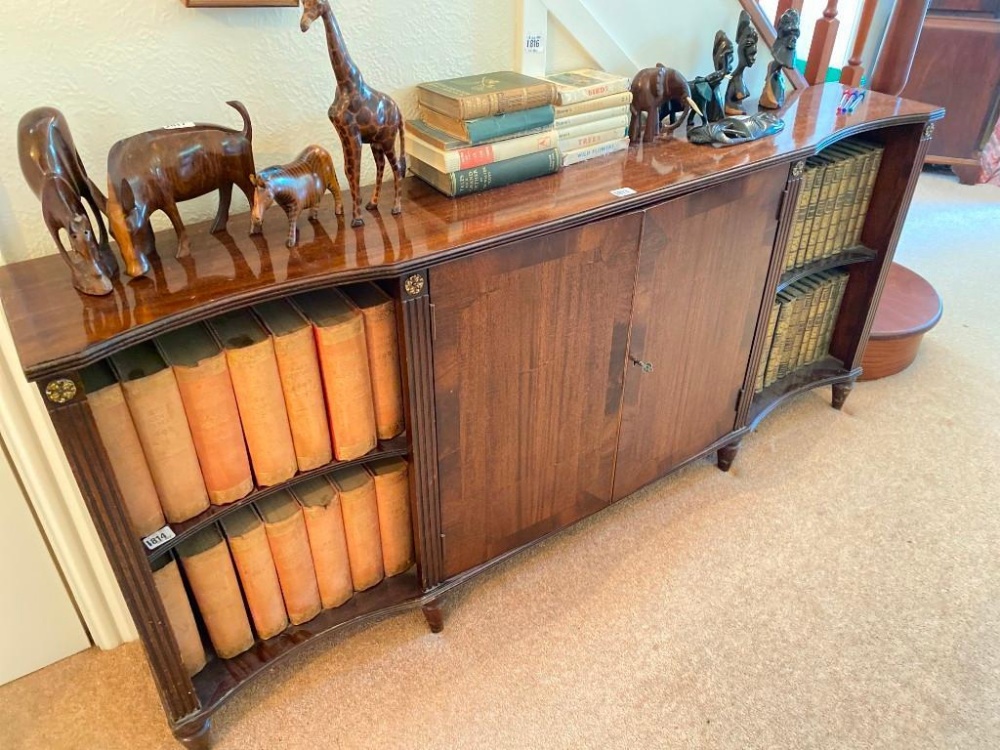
(748, 357, 862, 430)
(778, 246, 877, 293)
(181, 567, 423, 730)
(146, 434, 408, 562)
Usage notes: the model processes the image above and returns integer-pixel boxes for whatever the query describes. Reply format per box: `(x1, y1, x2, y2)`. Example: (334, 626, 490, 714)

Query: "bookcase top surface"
(0, 83, 943, 381)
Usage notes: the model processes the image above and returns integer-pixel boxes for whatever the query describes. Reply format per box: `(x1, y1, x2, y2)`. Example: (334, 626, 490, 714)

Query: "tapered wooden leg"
(422, 600, 444, 633)
(174, 718, 212, 749)
(716, 441, 742, 472)
(832, 381, 854, 410)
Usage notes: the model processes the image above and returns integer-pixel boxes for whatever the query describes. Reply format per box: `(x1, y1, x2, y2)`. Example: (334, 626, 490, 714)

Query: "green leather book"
(409, 149, 560, 198)
(422, 105, 556, 145)
(417, 71, 556, 120)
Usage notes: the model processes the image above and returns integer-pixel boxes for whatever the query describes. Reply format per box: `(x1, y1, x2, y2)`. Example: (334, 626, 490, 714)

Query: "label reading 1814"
(143, 526, 177, 551)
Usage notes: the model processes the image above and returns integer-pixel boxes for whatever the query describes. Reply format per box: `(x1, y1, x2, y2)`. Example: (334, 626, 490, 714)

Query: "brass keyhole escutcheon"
(629, 356, 654, 373)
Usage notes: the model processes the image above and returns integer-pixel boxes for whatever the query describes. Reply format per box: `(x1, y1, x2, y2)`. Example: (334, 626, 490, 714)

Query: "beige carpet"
(2, 172, 998, 750)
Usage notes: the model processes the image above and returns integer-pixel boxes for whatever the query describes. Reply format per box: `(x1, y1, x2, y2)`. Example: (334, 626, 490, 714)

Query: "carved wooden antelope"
(250, 145, 344, 247)
(300, 0, 406, 227)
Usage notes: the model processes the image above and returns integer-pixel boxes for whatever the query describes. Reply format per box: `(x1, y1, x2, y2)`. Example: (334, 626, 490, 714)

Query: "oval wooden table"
(860, 262, 943, 380)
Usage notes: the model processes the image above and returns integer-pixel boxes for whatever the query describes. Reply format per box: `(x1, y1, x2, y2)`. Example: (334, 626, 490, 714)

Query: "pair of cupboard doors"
(429, 163, 789, 580)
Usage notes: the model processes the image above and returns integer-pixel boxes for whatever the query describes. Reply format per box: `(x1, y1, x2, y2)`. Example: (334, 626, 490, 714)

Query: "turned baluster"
(840, 0, 879, 87)
(775, 0, 804, 28)
(805, 0, 840, 85)
(869, 0, 932, 96)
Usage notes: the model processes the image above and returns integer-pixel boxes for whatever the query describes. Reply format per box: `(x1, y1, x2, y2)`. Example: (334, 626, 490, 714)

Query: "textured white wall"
(0, 0, 516, 263)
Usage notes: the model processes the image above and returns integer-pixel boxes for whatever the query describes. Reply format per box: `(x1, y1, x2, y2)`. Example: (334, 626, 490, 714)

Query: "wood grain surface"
(0, 84, 942, 382)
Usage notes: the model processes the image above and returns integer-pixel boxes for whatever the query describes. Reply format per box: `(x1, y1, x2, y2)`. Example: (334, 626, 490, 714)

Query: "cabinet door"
(432, 214, 642, 579)
(613, 166, 787, 501)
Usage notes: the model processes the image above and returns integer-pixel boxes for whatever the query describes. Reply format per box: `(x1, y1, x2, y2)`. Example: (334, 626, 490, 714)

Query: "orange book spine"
(370, 463, 414, 577)
(359, 298, 405, 440)
(179, 534, 254, 659)
(226, 339, 298, 487)
(272, 327, 333, 471)
(340, 474, 385, 591)
(262, 508, 323, 624)
(315, 314, 377, 461)
(121, 369, 209, 523)
(174, 352, 254, 505)
(225, 524, 289, 640)
(300, 497, 354, 610)
(87, 382, 165, 537)
(152, 559, 207, 676)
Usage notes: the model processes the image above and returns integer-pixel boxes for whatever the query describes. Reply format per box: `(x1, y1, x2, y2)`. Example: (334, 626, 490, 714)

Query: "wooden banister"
(869, 0, 932, 95)
(805, 0, 841, 85)
(840, 0, 879, 87)
(737, 0, 809, 90)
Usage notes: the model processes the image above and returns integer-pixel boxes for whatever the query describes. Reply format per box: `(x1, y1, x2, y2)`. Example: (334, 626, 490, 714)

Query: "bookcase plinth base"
(173, 717, 211, 750)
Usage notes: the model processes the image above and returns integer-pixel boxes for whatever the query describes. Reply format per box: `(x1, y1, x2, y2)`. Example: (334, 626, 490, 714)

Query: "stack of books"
(84, 283, 406, 538)
(781, 139, 885, 273)
(408, 71, 560, 197)
(153, 458, 413, 675)
(754, 269, 850, 392)
(542, 68, 632, 167)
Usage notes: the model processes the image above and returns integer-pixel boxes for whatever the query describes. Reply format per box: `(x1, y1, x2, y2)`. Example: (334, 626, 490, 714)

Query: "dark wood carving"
(300, 0, 406, 228)
(250, 145, 345, 247)
(107, 101, 256, 278)
(760, 9, 801, 110)
(725, 11, 760, 115)
(688, 32, 735, 126)
(629, 66, 695, 144)
(17, 107, 118, 296)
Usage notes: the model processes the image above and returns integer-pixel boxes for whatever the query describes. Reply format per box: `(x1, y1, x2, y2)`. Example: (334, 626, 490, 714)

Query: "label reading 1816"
(143, 526, 177, 551)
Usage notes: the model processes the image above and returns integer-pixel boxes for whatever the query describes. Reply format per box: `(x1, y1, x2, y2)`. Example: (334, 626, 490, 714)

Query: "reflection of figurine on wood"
(760, 9, 801, 110)
(250, 145, 344, 248)
(725, 11, 759, 116)
(106, 101, 256, 278)
(688, 31, 735, 126)
(630, 64, 699, 145)
(18, 107, 118, 296)
(300, 0, 406, 228)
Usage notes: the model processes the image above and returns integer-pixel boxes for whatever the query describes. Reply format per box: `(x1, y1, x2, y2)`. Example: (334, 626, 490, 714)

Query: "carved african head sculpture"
(773, 9, 801, 69)
(712, 30, 735, 76)
(736, 11, 759, 69)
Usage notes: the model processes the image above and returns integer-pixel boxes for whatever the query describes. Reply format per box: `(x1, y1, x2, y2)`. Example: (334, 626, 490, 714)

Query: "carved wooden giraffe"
(301, 0, 406, 228)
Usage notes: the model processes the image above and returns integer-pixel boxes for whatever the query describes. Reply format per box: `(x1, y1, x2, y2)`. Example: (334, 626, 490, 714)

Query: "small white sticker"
(524, 33, 545, 54)
(143, 525, 177, 551)
(163, 121, 196, 130)
(611, 187, 637, 198)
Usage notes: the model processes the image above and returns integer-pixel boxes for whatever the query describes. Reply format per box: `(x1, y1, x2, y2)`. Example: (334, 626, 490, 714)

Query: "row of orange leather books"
(81, 283, 405, 540)
(153, 461, 413, 675)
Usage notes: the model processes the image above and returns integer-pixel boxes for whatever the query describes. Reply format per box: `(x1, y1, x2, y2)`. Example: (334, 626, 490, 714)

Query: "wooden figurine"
(106, 101, 256, 278)
(688, 31, 735, 127)
(249, 145, 345, 247)
(630, 65, 699, 145)
(300, 0, 406, 228)
(17, 107, 118, 296)
(687, 111, 785, 145)
(760, 9, 801, 110)
(725, 11, 760, 116)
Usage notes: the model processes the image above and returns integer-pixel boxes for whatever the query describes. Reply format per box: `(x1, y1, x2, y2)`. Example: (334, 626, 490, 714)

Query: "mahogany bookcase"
(0, 83, 942, 747)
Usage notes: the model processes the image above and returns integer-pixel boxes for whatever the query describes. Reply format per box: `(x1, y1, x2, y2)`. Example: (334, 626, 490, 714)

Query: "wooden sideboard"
(0, 83, 942, 748)
(901, 0, 1000, 183)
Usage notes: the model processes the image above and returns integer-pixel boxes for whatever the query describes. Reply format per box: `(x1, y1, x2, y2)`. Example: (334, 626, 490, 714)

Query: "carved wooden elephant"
(629, 64, 696, 145)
